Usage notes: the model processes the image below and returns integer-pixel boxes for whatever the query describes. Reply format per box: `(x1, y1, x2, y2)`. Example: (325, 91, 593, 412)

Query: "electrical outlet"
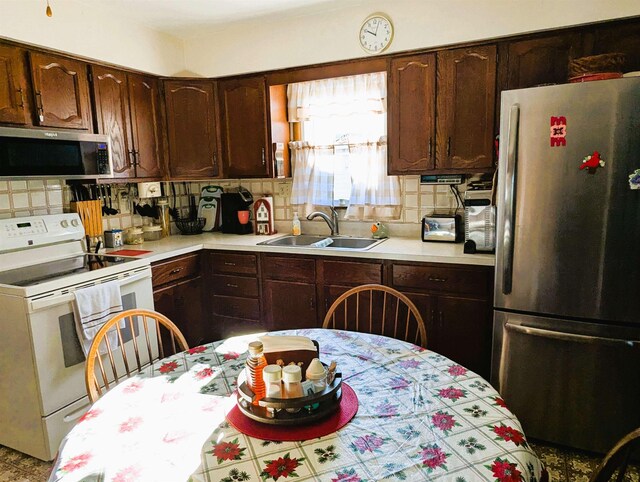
(276, 182, 290, 197)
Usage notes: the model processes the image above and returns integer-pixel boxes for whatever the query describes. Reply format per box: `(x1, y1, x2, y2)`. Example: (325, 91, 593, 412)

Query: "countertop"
(107, 232, 495, 266)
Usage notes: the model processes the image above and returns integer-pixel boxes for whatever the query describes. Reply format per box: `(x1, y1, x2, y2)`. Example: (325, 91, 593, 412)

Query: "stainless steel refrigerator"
(492, 77, 640, 453)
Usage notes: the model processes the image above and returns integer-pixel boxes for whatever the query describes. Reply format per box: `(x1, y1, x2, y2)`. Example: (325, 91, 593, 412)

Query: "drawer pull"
(169, 268, 183, 275)
(226, 283, 238, 288)
(224, 262, 236, 266)
(428, 276, 447, 283)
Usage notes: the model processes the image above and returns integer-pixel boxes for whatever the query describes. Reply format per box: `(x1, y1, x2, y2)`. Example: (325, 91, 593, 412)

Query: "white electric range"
(0, 213, 154, 460)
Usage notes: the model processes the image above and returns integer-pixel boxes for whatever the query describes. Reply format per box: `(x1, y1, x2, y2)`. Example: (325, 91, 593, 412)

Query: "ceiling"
(76, 0, 364, 38)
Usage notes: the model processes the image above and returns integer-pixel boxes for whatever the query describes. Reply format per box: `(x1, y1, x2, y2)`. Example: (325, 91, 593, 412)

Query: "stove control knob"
(61, 220, 69, 228)
(71, 219, 79, 227)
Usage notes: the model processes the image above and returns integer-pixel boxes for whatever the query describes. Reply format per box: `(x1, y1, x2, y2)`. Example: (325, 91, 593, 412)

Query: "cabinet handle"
(224, 262, 236, 266)
(128, 150, 135, 168)
(261, 148, 266, 166)
(428, 275, 447, 283)
(213, 153, 217, 168)
(226, 283, 238, 288)
(134, 150, 140, 166)
(35, 91, 44, 122)
(309, 298, 315, 310)
(16, 87, 24, 107)
(447, 137, 451, 159)
(169, 267, 183, 275)
(428, 137, 432, 160)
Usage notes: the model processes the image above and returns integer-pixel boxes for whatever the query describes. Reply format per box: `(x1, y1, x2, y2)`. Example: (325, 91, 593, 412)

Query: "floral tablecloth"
(49, 329, 545, 482)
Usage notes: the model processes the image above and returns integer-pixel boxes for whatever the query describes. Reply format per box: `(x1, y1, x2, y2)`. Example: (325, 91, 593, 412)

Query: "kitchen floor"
(2, 441, 638, 481)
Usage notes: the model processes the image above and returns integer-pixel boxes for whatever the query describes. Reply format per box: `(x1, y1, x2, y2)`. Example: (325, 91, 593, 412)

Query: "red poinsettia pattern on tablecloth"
(491, 424, 526, 446)
(159, 360, 179, 373)
(260, 452, 305, 481)
(208, 438, 247, 464)
(487, 457, 523, 482)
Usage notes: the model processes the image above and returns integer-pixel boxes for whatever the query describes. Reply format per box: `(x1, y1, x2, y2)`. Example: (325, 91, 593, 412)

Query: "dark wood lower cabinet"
(263, 280, 317, 331)
(152, 253, 205, 348)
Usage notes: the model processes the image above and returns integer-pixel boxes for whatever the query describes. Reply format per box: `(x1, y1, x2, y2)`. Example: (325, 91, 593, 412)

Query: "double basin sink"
(257, 234, 387, 251)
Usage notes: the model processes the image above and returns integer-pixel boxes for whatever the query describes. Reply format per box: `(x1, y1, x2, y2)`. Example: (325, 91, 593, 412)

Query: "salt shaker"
(282, 365, 303, 413)
(262, 364, 282, 418)
(305, 358, 327, 393)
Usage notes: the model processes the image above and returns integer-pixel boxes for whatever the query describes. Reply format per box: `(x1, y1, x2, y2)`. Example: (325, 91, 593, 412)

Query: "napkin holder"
(259, 336, 319, 381)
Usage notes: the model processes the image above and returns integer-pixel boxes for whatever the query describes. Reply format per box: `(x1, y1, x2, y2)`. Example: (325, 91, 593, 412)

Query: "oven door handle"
(29, 269, 151, 312)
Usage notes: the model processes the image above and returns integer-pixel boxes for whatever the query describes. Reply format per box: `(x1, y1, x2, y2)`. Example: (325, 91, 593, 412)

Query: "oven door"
(28, 267, 154, 416)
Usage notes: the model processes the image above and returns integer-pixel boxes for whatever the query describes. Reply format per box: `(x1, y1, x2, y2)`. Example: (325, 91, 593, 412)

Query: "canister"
(104, 229, 123, 248)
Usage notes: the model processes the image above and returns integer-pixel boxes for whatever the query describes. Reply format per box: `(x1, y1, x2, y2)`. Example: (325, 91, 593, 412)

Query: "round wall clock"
(359, 13, 394, 54)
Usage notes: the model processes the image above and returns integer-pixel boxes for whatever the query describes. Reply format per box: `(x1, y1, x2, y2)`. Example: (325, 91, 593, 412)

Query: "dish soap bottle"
(292, 212, 301, 236)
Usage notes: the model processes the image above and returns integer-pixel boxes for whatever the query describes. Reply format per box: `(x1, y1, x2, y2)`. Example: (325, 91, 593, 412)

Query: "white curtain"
(288, 72, 401, 220)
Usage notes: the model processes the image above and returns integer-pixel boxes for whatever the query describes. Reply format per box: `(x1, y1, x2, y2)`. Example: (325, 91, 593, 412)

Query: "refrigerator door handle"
(502, 104, 520, 295)
(505, 323, 640, 348)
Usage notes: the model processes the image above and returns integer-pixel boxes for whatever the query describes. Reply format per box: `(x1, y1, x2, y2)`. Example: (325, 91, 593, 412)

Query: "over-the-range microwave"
(0, 126, 113, 180)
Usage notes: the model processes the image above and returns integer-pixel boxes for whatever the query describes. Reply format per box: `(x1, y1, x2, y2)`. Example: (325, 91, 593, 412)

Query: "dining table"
(49, 328, 546, 482)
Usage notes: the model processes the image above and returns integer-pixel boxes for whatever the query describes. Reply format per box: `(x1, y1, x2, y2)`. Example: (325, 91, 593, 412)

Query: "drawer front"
(152, 253, 200, 288)
(262, 255, 315, 282)
(210, 274, 259, 298)
(392, 263, 491, 296)
(322, 260, 382, 286)
(209, 252, 257, 275)
(211, 295, 260, 320)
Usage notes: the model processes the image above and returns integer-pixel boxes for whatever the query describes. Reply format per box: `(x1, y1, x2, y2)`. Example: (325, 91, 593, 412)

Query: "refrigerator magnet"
(550, 116, 567, 147)
(629, 169, 640, 190)
(579, 151, 605, 173)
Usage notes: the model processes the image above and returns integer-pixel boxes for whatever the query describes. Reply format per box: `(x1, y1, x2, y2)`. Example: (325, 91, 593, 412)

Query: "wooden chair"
(322, 284, 427, 347)
(590, 428, 640, 482)
(85, 309, 189, 403)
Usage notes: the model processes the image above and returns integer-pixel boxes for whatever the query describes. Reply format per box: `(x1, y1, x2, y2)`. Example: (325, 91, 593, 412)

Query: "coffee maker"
(220, 188, 253, 234)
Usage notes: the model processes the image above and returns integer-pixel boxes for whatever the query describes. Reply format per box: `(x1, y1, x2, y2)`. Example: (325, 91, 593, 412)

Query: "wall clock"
(359, 13, 394, 54)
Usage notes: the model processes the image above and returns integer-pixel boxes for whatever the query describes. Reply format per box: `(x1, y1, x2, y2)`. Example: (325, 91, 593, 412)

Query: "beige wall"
(0, 0, 185, 76)
(184, 0, 640, 77)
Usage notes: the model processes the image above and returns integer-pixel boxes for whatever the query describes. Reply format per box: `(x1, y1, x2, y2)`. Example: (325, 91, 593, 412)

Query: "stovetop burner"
(0, 254, 137, 288)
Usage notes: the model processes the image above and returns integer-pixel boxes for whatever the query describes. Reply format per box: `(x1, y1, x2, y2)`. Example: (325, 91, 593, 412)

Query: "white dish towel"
(73, 280, 124, 356)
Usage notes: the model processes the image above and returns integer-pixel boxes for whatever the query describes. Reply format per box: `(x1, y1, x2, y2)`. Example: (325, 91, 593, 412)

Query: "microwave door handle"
(502, 104, 519, 295)
(29, 269, 150, 312)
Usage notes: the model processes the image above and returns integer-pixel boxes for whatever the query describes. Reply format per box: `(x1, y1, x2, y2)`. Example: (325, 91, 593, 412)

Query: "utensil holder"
(70, 200, 103, 249)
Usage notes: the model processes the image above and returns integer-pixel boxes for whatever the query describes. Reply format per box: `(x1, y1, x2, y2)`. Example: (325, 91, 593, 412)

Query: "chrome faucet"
(307, 206, 340, 236)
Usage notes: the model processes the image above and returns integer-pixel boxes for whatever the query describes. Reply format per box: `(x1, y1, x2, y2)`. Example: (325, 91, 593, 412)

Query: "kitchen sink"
(257, 234, 387, 251)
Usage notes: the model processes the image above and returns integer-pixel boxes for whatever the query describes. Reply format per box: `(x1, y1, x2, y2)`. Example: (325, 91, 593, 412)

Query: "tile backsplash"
(0, 176, 463, 236)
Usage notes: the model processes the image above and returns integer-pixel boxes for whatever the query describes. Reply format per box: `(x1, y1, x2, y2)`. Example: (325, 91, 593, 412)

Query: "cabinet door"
(436, 46, 496, 171)
(128, 74, 163, 178)
(263, 280, 317, 331)
(388, 53, 436, 174)
(435, 295, 492, 379)
(400, 291, 437, 350)
(154, 276, 204, 348)
(0, 45, 29, 125)
(219, 76, 270, 178)
(503, 34, 581, 89)
(91, 66, 133, 178)
(164, 80, 219, 178)
(29, 52, 91, 129)
(588, 22, 640, 73)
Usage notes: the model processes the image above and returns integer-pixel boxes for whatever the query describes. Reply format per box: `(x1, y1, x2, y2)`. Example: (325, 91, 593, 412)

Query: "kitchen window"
(288, 72, 401, 220)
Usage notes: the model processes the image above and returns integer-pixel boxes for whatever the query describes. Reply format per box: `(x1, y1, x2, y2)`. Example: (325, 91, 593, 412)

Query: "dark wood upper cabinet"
(502, 34, 582, 89)
(587, 22, 640, 73)
(92, 68, 163, 179)
(0, 45, 29, 125)
(436, 46, 497, 171)
(29, 52, 92, 130)
(219, 75, 270, 178)
(388, 53, 437, 174)
(164, 80, 219, 179)
(92, 66, 133, 177)
(127, 74, 163, 178)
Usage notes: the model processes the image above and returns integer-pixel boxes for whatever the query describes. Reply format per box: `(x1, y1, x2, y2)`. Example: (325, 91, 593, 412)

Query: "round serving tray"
(236, 372, 342, 425)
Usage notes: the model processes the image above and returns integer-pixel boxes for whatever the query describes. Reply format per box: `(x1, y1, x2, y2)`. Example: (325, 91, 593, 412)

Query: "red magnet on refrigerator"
(550, 116, 567, 147)
(579, 151, 605, 173)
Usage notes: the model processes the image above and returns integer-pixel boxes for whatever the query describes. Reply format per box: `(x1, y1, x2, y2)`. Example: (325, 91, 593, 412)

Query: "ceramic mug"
(237, 210, 250, 225)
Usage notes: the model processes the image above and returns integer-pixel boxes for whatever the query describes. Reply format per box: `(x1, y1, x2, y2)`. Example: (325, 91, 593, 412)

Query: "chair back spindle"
(85, 309, 189, 403)
(322, 284, 427, 348)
